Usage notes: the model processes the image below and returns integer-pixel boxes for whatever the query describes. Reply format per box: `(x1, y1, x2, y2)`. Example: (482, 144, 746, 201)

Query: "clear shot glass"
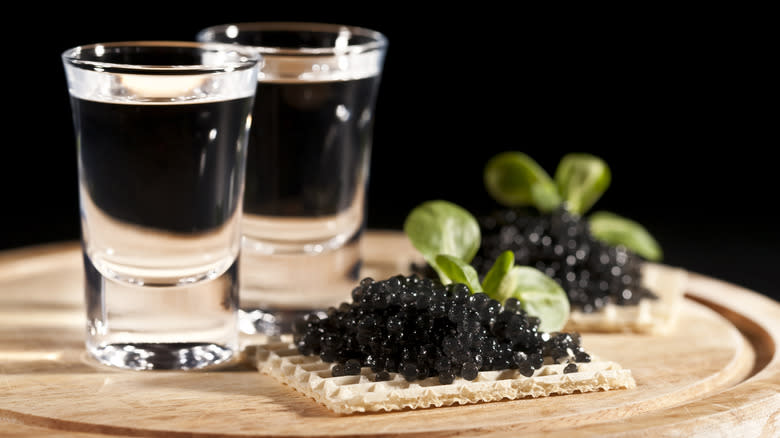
(197, 23, 388, 335)
(62, 41, 259, 370)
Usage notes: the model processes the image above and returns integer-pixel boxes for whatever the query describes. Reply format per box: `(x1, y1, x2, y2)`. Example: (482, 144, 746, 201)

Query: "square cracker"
(565, 263, 688, 335)
(254, 342, 636, 414)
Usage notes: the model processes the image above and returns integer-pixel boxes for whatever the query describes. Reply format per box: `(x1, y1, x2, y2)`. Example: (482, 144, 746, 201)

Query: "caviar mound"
(471, 206, 657, 313)
(293, 274, 590, 385)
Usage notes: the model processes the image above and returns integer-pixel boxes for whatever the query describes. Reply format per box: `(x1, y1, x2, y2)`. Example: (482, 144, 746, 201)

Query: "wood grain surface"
(0, 231, 778, 437)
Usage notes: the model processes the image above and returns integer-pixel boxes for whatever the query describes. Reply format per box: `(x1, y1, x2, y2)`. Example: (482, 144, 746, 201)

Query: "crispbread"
(254, 342, 636, 414)
(565, 263, 687, 335)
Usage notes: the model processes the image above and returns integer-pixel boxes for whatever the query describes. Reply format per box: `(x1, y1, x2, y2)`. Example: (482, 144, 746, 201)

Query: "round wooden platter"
(0, 231, 778, 437)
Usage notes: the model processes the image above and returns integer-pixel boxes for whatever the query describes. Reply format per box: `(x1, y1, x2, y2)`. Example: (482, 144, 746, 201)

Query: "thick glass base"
(239, 235, 362, 335)
(87, 342, 236, 371)
(239, 308, 327, 336)
(83, 252, 239, 370)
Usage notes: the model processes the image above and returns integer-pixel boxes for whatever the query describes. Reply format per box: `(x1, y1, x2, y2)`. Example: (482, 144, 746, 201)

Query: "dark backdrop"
(1, 7, 775, 301)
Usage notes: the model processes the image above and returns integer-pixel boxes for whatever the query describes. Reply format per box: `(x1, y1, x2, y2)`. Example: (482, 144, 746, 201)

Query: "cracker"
(565, 263, 687, 335)
(254, 342, 636, 414)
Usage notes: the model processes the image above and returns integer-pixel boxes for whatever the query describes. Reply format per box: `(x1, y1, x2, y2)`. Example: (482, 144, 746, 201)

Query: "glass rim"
(61, 41, 261, 74)
(196, 22, 388, 56)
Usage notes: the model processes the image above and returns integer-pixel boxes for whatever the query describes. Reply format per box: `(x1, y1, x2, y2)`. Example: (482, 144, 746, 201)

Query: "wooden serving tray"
(0, 231, 778, 437)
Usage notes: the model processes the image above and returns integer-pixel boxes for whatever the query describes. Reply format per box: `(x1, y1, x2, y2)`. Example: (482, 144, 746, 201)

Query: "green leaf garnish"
(589, 210, 663, 261)
(484, 152, 561, 210)
(435, 254, 483, 293)
(480, 250, 515, 296)
(502, 266, 570, 333)
(438, 251, 568, 332)
(404, 200, 481, 280)
(530, 180, 563, 213)
(404, 200, 570, 332)
(554, 153, 611, 215)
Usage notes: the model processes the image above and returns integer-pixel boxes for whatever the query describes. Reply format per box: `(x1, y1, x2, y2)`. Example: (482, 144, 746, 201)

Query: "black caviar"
(293, 274, 590, 384)
(471, 206, 657, 313)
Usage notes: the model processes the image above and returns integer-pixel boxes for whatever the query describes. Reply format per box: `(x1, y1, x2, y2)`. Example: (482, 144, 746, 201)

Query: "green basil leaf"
(404, 200, 482, 277)
(589, 210, 663, 261)
(530, 180, 563, 213)
(484, 152, 560, 210)
(435, 255, 483, 293)
(554, 153, 611, 215)
(481, 250, 515, 299)
(505, 266, 570, 332)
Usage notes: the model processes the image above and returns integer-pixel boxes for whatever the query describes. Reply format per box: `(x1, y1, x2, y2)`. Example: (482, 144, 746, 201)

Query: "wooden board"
(0, 231, 778, 437)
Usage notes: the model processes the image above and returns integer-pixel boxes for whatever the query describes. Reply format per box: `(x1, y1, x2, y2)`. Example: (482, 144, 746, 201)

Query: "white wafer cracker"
(565, 263, 688, 335)
(254, 342, 636, 414)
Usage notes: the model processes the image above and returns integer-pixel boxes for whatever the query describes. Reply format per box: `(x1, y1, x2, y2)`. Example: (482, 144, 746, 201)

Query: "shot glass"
(197, 23, 388, 334)
(62, 41, 259, 370)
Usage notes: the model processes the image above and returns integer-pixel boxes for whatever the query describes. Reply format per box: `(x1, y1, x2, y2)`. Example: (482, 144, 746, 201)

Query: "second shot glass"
(197, 22, 388, 335)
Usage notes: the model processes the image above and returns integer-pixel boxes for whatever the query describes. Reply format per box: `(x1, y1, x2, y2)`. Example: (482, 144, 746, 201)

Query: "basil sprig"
(589, 211, 663, 261)
(483, 152, 662, 261)
(554, 153, 611, 216)
(405, 200, 570, 332)
(483, 152, 561, 211)
(403, 200, 481, 283)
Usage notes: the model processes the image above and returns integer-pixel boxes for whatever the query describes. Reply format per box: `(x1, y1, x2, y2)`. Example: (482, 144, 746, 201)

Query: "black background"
(1, 6, 776, 301)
